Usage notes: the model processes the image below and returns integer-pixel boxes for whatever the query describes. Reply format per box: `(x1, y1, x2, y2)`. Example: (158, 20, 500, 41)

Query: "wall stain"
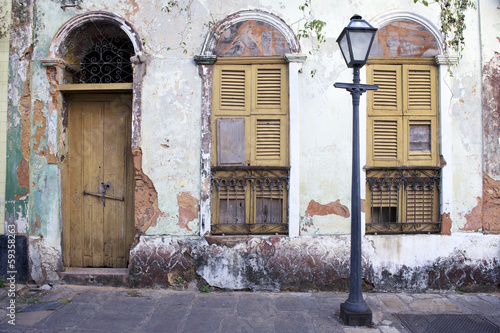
(177, 192, 198, 232)
(133, 148, 164, 233)
(460, 197, 482, 232)
(482, 173, 500, 234)
(304, 199, 350, 218)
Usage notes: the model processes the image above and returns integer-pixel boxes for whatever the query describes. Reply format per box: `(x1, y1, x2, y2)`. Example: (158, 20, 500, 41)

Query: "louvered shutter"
(252, 65, 287, 114)
(213, 65, 250, 116)
(404, 65, 436, 115)
(403, 64, 438, 166)
(368, 117, 402, 166)
(251, 115, 287, 166)
(367, 65, 401, 116)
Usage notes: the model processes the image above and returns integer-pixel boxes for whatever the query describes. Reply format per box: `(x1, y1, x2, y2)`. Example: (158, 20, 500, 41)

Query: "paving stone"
(8, 310, 54, 326)
(220, 315, 274, 333)
(100, 295, 155, 313)
(344, 328, 381, 333)
(374, 294, 411, 313)
(158, 291, 195, 306)
(78, 309, 145, 332)
(193, 293, 238, 309)
(408, 298, 461, 313)
(237, 294, 272, 317)
(274, 295, 306, 312)
(308, 311, 343, 333)
(183, 308, 225, 333)
(21, 301, 65, 312)
(42, 302, 96, 328)
(313, 293, 347, 310)
(38, 286, 78, 303)
(273, 311, 315, 333)
(143, 305, 187, 332)
(378, 325, 403, 333)
(71, 290, 114, 305)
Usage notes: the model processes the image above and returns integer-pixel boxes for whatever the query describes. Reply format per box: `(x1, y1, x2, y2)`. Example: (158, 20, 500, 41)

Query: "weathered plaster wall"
(4, 0, 498, 288)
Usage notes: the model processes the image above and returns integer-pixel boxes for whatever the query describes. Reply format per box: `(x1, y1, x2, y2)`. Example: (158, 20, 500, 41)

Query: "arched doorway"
(46, 13, 143, 268)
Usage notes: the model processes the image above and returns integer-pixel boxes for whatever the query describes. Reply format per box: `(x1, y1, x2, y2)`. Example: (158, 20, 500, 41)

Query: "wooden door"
(65, 94, 135, 268)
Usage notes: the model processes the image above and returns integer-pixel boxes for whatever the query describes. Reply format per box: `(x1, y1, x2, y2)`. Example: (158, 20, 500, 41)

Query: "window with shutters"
(365, 58, 440, 234)
(211, 59, 289, 234)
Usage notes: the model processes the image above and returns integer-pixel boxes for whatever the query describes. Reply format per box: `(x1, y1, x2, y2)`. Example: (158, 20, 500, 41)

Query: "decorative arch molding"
(370, 10, 444, 54)
(200, 9, 301, 55)
(47, 11, 143, 59)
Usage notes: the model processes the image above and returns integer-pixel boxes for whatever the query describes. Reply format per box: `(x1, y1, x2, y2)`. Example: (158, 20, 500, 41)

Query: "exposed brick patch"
(440, 212, 452, 235)
(482, 173, 500, 234)
(304, 199, 350, 218)
(15, 158, 29, 200)
(32, 100, 46, 156)
(461, 197, 482, 232)
(177, 192, 198, 232)
(132, 148, 163, 233)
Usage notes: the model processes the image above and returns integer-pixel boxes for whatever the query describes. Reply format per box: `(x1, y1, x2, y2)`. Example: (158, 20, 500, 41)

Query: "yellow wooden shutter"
(251, 115, 287, 166)
(368, 117, 402, 167)
(367, 62, 438, 167)
(404, 65, 436, 115)
(367, 65, 402, 116)
(403, 64, 438, 166)
(252, 64, 287, 114)
(213, 65, 251, 116)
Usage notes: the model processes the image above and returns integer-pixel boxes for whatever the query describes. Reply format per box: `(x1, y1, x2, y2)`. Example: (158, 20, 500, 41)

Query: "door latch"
(83, 182, 124, 206)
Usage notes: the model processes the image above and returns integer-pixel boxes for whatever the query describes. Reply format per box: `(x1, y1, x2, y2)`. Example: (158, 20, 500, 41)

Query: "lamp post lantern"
(334, 14, 378, 327)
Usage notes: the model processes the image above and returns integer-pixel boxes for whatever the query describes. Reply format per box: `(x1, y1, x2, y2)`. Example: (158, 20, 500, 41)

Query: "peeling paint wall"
(3, 0, 499, 290)
(0, 0, 12, 233)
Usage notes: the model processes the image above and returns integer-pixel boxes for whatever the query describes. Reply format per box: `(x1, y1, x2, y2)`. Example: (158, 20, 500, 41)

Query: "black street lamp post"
(334, 15, 378, 327)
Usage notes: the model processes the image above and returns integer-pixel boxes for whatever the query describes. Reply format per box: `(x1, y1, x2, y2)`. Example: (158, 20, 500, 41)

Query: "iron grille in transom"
(366, 168, 441, 234)
(62, 22, 134, 84)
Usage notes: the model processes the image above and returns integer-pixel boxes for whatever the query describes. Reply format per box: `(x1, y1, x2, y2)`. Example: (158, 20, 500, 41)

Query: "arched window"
(62, 23, 134, 84)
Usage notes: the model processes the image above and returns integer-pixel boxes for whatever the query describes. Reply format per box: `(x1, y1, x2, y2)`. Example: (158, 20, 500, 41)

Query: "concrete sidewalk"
(0, 284, 499, 332)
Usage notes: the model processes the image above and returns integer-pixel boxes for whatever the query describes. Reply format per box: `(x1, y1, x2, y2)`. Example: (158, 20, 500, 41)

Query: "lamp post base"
(340, 302, 373, 326)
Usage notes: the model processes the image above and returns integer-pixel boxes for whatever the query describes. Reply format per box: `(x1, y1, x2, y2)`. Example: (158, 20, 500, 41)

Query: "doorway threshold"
(59, 267, 129, 287)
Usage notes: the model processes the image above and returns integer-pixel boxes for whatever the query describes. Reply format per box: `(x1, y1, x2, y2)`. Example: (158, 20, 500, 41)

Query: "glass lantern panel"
(339, 33, 351, 65)
(349, 31, 374, 62)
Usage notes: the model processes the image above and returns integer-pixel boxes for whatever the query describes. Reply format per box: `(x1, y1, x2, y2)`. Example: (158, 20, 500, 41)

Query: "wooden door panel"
(66, 94, 133, 268)
(103, 100, 129, 268)
(68, 102, 84, 267)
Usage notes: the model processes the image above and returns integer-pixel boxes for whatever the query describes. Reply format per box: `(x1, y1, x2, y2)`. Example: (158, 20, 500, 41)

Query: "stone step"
(58, 268, 129, 287)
